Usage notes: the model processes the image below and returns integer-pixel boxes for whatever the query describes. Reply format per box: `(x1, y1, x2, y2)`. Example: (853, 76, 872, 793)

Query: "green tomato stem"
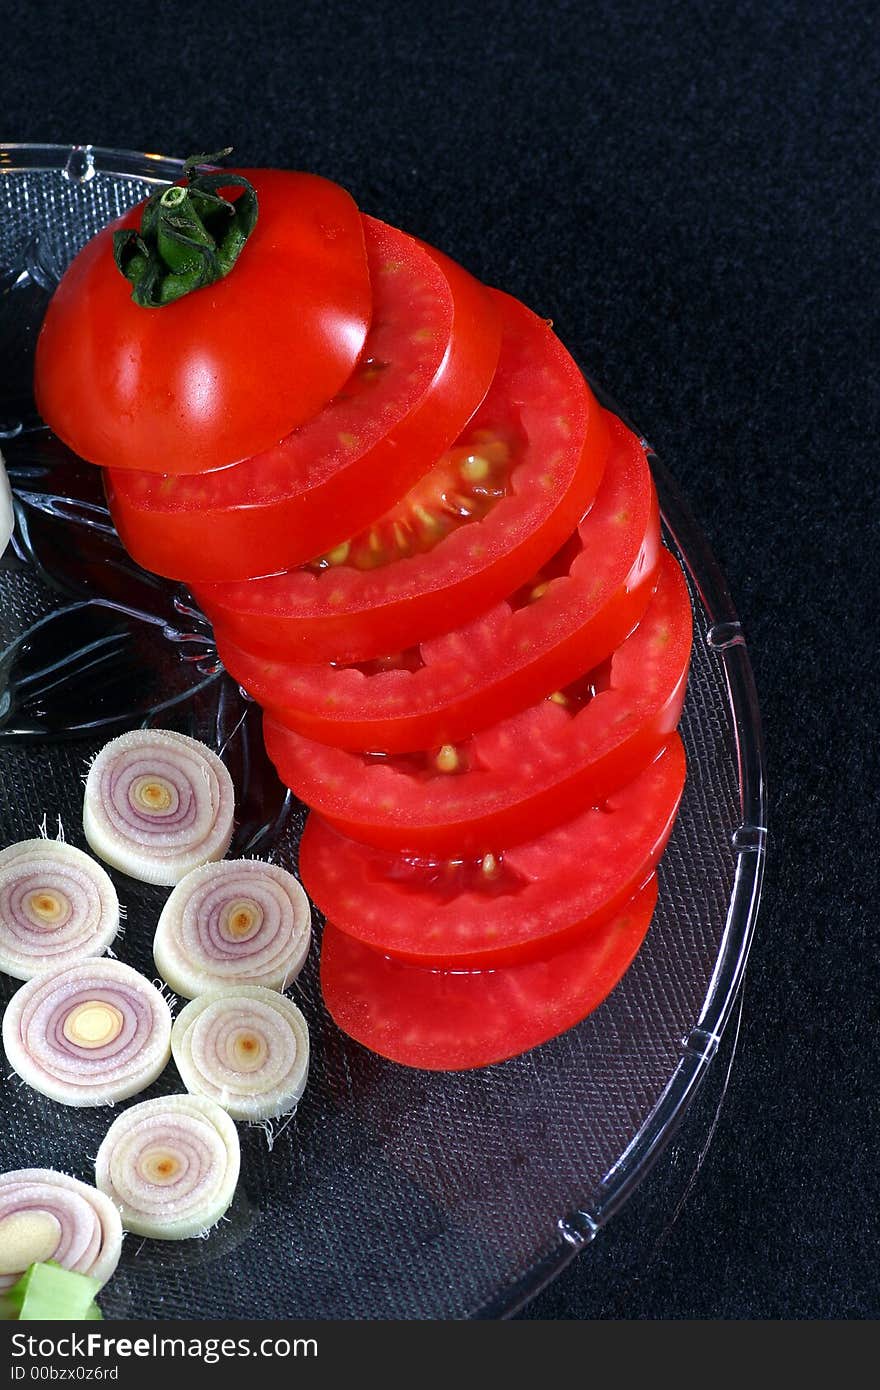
(113, 153, 258, 308)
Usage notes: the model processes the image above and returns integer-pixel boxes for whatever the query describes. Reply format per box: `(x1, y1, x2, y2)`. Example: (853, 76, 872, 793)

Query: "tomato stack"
(35, 163, 692, 1070)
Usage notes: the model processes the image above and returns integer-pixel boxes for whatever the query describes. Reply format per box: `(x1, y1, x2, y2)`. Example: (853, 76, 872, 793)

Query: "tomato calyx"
(113, 150, 259, 307)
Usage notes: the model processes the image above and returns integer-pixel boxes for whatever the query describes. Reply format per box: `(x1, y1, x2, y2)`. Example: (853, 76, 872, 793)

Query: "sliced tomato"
(264, 549, 691, 855)
(217, 413, 660, 750)
(301, 738, 682, 967)
(195, 290, 610, 661)
(106, 216, 501, 581)
(320, 875, 658, 1071)
(36, 170, 372, 476)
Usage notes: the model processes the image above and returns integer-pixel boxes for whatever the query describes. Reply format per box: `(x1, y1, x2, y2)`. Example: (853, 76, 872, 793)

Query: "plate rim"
(0, 142, 185, 184)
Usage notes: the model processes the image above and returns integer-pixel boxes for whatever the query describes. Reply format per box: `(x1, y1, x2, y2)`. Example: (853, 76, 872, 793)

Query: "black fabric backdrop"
(4, 0, 876, 1319)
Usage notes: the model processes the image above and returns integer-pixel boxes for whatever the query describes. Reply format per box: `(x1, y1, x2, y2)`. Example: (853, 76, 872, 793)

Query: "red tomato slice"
(36, 170, 372, 476)
(301, 738, 683, 967)
(195, 290, 610, 661)
(320, 875, 659, 1070)
(217, 413, 660, 751)
(105, 216, 501, 580)
(264, 549, 692, 855)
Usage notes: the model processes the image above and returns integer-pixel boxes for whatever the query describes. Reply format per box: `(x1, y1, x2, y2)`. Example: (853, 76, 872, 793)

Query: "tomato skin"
(106, 217, 502, 580)
(321, 875, 658, 1071)
(217, 413, 660, 751)
(197, 290, 610, 662)
(301, 739, 683, 967)
(264, 549, 692, 856)
(36, 171, 372, 476)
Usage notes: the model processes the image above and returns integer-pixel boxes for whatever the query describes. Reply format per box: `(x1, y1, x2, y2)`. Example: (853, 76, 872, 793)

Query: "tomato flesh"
(106, 216, 501, 581)
(36, 170, 372, 476)
(217, 413, 660, 751)
(306, 426, 517, 573)
(301, 738, 683, 967)
(321, 875, 658, 1071)
(264, 549, 691, 855)
(196, 290, 610, 662)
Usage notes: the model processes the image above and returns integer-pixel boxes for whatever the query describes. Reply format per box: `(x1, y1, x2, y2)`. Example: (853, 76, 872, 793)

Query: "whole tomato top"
(34, 167, 372, 475)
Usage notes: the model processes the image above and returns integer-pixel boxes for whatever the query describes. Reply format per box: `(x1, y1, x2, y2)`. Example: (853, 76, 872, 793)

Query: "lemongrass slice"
(0, 1168, 122, 1292)
(2, 958, 171, 1106)
(171, 986, 309, 1122)
(0, 448, 12, 558)
(0, 839, 120, 981)
(83, 729, 235, 886)
(94, 1093, 240, 1239)
(153, 859, 311, 998)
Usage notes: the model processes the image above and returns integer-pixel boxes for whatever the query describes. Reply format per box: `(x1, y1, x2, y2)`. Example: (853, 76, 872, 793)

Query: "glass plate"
(0, 145, 766, 1321)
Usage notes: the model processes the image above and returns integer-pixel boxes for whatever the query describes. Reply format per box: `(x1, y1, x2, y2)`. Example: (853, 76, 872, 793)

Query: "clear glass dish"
(0, 145, 766, 1320)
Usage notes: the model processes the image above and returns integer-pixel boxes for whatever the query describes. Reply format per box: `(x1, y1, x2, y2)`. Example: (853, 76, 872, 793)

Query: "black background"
(4, 0, 876, 1319)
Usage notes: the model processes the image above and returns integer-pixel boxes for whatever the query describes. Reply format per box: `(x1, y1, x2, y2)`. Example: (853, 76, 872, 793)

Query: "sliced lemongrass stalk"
(153, 859, 311, 999)
(0, 839, 120, 982)
(171, 986, 309, 1122)
(2, 959, 171, 1106)
(83, 729, 235, 886)
(94, 1094, 240, 1240)
(0, 448, 12, 558)
(0, 1169, 122, 1293)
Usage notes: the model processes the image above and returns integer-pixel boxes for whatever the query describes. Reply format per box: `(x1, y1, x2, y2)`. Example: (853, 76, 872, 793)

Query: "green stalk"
(2, 1263, 102, 1321)
(113, 150, 258, 308)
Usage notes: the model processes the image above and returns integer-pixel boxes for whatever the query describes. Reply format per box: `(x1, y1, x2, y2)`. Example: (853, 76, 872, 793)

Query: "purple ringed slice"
(153, 858, 311, 999)
(171, 986, 309, 1122)
(83, 729, 235, 886)
(1, 958, 172, 1107)
(0, 839, 120, 982)
(94, 1093, 240, 1240)
(0, 1168, 122, 1292)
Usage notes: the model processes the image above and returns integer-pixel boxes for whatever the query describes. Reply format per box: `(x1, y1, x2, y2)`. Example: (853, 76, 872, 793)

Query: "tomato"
(301, 738, 683, 967)
(320, 875, 658, 1070)
(217, 413, 660, 751)
(106, 217, 501, 581)
(36, 170, 372, 476)
(264, 549, 691, 855)
(196, 291, 610, 662)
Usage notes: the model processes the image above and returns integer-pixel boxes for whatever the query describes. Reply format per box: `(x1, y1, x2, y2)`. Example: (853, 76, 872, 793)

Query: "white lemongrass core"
(2, 959, 172, 1106)
(171, 986, 309, 1122)
(0, 1168, 122, 1290)
(94, 1094, 240, 1240)
(130, 776, 176, 815)
(62, 1001, 125, 1048)
(0, 839, 120, 981)
(153, 859, 311, 998)
(83, 729, 235, 886)
(0, 1211, 61, 1274)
